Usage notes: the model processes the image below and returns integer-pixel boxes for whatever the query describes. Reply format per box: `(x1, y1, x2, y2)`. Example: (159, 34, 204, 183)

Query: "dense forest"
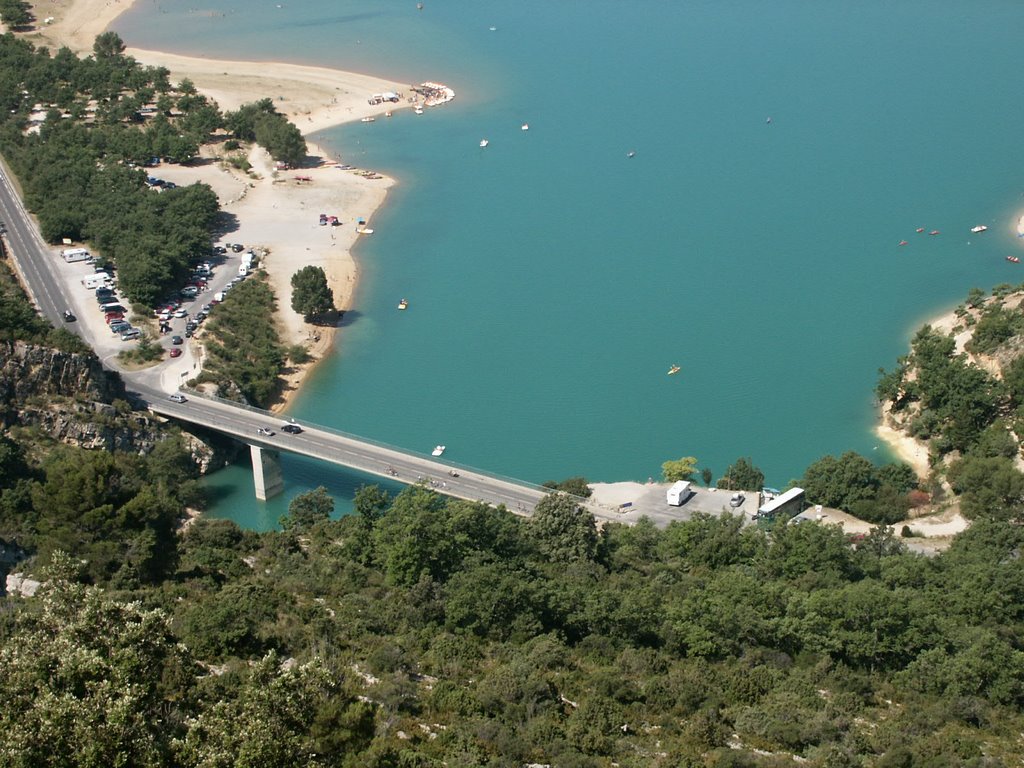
(4, 472, 1024, 766)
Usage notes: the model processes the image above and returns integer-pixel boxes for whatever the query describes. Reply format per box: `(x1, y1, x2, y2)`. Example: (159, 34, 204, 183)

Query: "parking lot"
(52, 242, 257, 391)
(589, 481, 758, 528)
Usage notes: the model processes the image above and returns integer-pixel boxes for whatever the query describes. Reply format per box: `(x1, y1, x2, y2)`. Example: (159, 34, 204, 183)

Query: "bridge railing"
(179, 389, 616, 513)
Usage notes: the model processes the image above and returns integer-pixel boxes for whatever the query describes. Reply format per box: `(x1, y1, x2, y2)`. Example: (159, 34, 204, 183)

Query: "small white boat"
(360, 116, 375, 123)
(356, 227, 374, 234)
(432, 445, 446, 456)
(479, 139, 489, 147)
(521, 123, 529, 131)
(398, 298, 408, 310)
(627, 150, 636, 158)
(413, 105, 424, 115)
(971, 225, 988, 234)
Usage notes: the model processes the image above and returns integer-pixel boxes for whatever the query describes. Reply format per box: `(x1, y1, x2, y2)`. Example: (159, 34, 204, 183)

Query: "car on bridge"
(256, 427, 275, 436)
(168, 393, 187, 403)
(282, 423, 302, 434)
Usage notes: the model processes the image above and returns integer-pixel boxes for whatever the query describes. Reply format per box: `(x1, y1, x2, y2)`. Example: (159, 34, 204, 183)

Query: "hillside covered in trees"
(877, 283, 1024, 522)
(4, 472, 1024, 766)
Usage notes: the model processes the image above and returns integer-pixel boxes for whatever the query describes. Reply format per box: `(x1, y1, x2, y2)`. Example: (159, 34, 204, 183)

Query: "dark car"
(281, 424, 303, 434)
(62, 310, 76, 322)
(171, 335, 184, 345)
(231, 243, 244, 253)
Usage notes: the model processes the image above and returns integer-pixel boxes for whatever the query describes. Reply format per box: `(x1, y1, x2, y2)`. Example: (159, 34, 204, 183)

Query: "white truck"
(61, 247, 91, 263)
(666, 480, 692, 506)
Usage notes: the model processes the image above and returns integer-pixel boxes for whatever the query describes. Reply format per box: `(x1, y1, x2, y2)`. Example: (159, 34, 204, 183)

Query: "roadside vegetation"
(116, 332, 164, 366)
(0, 249, 88, 352)
(193, 275, 285, 407)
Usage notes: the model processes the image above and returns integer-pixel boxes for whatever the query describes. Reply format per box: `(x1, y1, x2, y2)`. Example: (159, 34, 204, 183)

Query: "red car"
(105, 312, 124, 323)
(168, 348, 182, 358)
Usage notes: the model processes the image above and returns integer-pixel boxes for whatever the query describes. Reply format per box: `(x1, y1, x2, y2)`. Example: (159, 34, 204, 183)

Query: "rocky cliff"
(0, 340, 236, 469)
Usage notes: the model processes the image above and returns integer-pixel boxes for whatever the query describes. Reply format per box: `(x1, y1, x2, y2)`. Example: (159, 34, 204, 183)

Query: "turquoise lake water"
(115, 1, 1024, 529)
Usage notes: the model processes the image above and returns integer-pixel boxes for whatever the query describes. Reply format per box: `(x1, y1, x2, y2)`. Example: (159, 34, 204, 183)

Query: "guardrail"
(170, 388, 613, 511)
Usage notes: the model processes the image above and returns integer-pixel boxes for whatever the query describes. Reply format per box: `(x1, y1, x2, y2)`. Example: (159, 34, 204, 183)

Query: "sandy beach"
(25, 0, 436, 409)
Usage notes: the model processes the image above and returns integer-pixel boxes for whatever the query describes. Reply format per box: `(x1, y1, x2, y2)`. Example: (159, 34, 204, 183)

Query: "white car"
(256, 427, 275, 436)
(168, 393, 187, 403)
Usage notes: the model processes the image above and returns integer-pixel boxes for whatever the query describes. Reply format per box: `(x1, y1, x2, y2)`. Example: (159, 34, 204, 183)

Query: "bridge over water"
(145, 388, 617, 521)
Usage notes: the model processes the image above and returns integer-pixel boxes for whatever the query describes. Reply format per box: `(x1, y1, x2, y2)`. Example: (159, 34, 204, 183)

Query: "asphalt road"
(0, 160, 74, 329)
(140, 384, 602, 517)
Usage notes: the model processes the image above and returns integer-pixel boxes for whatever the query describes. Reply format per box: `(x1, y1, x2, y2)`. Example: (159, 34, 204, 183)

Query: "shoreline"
(874, 269, 1024, 479)
(26, 0, 443, 411)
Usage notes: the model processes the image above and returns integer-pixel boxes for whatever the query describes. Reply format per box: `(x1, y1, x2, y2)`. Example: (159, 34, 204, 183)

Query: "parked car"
(168, 393, 187, 403)
(109, 321, 131, 334)
(231, 243, 244, 253)
(120, 328, 141, 340)
(729, 493, 745, 508)
(105, 312, 124, 323)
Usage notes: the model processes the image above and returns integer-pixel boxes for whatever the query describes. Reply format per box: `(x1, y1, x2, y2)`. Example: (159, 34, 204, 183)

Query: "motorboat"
(479, 139, 489, 147)
(898, 240, 908, 246)
(929, 230, 940, 236)
(398, 298, 408, 310)
(521, 123, 529, 131)
(1007, 255, 1020, 263)
(360, 116, 375, 123)
(432, 445, 446, 456)
(668, 365, 681, 375)
(414, 105, 424, 115)
(627, 150, 636, 158)
(916, 227, 925, 233)
(971, 225, 988, 234)
(356, 227, 374, 234)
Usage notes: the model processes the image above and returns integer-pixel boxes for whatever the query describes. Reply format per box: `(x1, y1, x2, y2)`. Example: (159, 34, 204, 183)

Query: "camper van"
(81, 272, 109, 289)
(61, 248, 91, 263)
(666, 481, 692, 506)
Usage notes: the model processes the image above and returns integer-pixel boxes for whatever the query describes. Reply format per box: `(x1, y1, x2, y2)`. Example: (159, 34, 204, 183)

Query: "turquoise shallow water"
(116, 1, 1024, 529)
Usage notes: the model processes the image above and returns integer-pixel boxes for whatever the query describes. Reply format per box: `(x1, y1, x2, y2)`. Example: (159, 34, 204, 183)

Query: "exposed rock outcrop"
(0, 339, 123, 403)
(0, 340, 237, 469)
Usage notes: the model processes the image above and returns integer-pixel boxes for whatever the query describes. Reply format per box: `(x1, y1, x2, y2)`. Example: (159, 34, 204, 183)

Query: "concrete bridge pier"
(250, 445, 284, 500)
